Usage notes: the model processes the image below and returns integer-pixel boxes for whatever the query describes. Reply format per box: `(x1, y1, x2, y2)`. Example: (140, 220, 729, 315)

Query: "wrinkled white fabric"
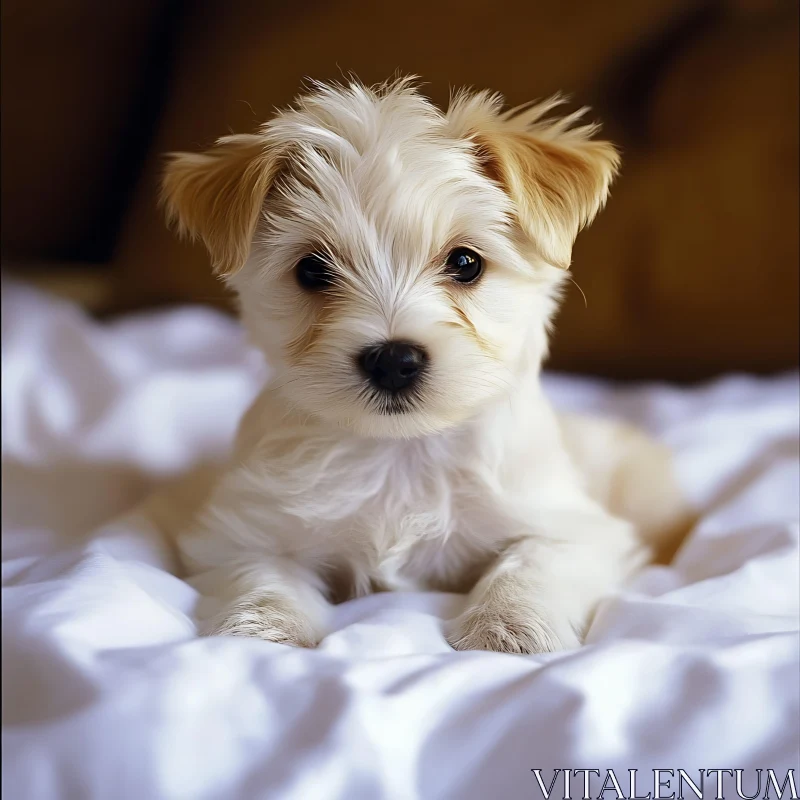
(2, 278, 798, 800)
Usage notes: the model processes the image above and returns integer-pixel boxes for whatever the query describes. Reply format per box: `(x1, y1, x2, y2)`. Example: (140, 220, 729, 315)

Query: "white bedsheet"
(2, 278, 798, 800)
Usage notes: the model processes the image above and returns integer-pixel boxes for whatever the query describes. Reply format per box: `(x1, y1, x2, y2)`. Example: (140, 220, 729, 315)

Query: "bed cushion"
(2, 279, 798, 798)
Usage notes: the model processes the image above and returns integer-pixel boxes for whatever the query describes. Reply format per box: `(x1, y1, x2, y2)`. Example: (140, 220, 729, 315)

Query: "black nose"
(358, 341, 428, 392)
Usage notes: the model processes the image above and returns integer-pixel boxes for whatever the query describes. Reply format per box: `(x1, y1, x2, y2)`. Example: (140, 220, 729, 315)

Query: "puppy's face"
(162, 80, 618, 438)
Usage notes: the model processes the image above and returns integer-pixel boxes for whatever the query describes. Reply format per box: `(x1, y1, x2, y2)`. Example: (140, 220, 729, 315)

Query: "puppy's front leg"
(173, 449, 332, 647)
(190, 558, 330, 647)
(449, 509, 646, 654)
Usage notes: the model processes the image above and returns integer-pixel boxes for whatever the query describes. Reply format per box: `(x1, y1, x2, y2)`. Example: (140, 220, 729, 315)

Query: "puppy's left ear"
(161, 134, 282, 277)
(448, 92, 620, 269)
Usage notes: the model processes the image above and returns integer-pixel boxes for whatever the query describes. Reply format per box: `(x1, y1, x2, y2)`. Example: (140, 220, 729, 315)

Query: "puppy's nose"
(358, 341, 428, 391)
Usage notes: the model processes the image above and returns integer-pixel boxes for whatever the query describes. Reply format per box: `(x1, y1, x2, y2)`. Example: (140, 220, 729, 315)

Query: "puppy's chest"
(291, 445, 501, 593)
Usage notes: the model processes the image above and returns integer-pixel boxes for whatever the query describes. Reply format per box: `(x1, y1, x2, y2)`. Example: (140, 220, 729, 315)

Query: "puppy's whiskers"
(567, 274, 588, 309)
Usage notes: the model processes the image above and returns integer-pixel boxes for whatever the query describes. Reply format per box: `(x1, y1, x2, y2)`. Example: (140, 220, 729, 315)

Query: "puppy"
(161, 78, 690, 653)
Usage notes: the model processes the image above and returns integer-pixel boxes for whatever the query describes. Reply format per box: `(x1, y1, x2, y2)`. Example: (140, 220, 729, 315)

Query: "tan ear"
(161, 134, 280, 277)
(448, 92, 620, 268)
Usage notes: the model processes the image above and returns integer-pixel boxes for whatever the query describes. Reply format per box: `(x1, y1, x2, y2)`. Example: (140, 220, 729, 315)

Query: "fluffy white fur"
(161, 78, 691, 653)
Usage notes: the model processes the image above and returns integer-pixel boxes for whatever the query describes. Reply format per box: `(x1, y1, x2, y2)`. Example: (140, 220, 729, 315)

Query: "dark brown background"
(2, 0, 798, 381)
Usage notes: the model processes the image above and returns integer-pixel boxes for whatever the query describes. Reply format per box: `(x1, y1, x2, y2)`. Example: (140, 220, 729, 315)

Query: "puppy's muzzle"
(358, 341, 428, 393)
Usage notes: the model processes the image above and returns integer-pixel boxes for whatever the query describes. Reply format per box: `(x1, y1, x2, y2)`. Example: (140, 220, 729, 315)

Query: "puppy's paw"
(448, 602, 580, 655)
(205, 594, 318, 647)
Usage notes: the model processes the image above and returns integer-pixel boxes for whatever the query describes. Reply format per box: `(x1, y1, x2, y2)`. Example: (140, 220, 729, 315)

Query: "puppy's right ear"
(447, 91, 619, 269)
(161, 134, 281, 277)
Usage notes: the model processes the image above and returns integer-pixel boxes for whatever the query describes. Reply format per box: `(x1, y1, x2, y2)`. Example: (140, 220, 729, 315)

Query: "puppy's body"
(181, 373, 650, 652)
(162, 79, 690, 653)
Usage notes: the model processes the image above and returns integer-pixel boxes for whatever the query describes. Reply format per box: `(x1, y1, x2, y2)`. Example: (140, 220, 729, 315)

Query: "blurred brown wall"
(2, 0, 798, 381)
(0, 0, 181, 262)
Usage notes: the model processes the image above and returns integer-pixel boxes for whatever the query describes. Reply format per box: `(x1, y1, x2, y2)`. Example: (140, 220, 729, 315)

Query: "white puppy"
(161, 78, 690, 653)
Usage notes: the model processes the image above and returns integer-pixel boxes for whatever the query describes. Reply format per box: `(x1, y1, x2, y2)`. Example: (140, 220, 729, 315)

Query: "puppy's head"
(162, 79, 618, 438)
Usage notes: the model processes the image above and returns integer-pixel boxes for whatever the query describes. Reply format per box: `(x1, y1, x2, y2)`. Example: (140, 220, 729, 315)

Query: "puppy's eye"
(296, 254, 334, 290)
(444, 248, 483, 284)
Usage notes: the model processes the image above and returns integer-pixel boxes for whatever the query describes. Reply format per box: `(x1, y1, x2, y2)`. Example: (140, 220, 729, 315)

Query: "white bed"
(3, 278, 798, 800)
